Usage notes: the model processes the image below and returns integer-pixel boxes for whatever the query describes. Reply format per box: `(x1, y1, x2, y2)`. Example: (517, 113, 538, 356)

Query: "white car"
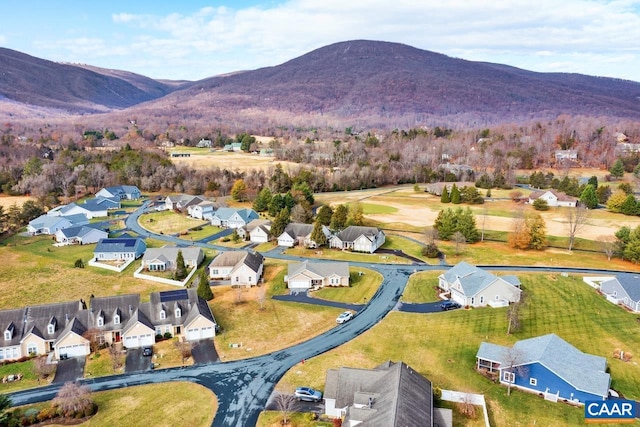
(336, 311, 354, 324)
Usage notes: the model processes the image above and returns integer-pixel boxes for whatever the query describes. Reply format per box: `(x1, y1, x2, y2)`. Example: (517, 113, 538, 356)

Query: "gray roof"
(123, 308, 154, 334)
(288, 261, 349, 279)
(55, 314, 89, 345)
(142, 246, 202, 264)
(282, 222, 314, 239)
(476, 334, 610, 397)
(443, 261, 518, 297)
(605, 274, 640, 302)
(209, 250, 264, 273)
(100, 185, 140, 197)
(0, 308, 28, 346)
(213, 207, 259, 222)
(28, 215, 70, 230)
(326, 361, 433, 427)
(57, 224, 106, 239)
(244, 219, 271, 232)
(334, 226, 381, 243)
(89, 294, 141, 331)
(94, 237, 146, 254)
(149, 288, 215, 326)
(82, 196, 120, 211)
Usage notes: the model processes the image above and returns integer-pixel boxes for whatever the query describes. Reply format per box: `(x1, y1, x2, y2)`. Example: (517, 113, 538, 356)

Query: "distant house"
(324, 361, 445, 426)
(237, 219, 272, 243)
(52, 196, 120, 219)
(286, 261, 349, 290)
(141, 246, 204, 271)
(554, 150, 578, 162)
(93, 237, 147, 261)
(164, 194, 206, 212)
(329, 226, 385, 253)
(277, 222, 331, 248)
(223, 142, 242, 152)
(210, 208, 259, 229)
(54, 224, 108, 245)
(438, 261, 521, 308)
(528, 190, 578, 208)
(476, 334, 610, 404)
(188, 200, 216, 220)
(208, 251, 264, 287)
(27, 215, 76, 235)
(424, 182, 476, 196)
(196, 138, 212, 148)
(599, 274, 640, 313)
(96, 185, 141, 200)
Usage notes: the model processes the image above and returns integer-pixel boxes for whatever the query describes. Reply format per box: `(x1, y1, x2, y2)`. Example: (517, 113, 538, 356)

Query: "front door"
(114, 331, 121, 342)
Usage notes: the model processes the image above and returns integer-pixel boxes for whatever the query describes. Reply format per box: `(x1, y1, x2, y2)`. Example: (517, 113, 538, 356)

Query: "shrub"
(74, 259, 85, 268)
(422, 243, 441, 258)
(532, 198, 549, 211)
(163, 332, 173, 339)
(155, 334, 164, 342)
(433, 386, 442, 404)
(37, 406, 57, 421)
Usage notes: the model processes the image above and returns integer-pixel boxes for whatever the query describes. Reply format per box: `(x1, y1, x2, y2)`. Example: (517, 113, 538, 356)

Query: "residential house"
(208, 251, 264, 287)
(88, 294, 141, 345)
(223, 142, 242, 152)
(237, 219, 272, 243)
(54, 224, 108, 245)
(438, 261, 521, 308)
(93, 237, 147, 261)
(27, 215, 75, 235)
(425, 182, 476, 197)
(286, 261, 350, 290)
(554, 150, 578, 162)
(527, 190, 578, 208)
(164, 194, 206, 212)
(96, 185, 141, 200)
(51, 196, 120, 219)
(329, 226, 386, 253)
(599, 274, 640, 313)
(141, 246, 204, 271)
(196, 138, 212, 148)
(476, 334, 611, 404)
(147, 288, 217, 341)
(0, 300, 89, 361)
(277, 222, 331, 248)
(324, 361, 446, 426)
(210, 208, 259, 229)
(188, 200, 216, 220)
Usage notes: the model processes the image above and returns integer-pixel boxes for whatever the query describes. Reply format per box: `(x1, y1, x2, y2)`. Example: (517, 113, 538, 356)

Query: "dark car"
(142, 347, 153, 357)
(440, 300, 461, 311)
(294, 387, 323, 402)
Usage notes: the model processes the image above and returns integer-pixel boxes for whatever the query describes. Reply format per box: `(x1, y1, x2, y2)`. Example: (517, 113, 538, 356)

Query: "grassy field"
(139, 210, 209, 235)
(382, 234, 429, 261)
(16, 382, 217, 427)
(275, 273, 640, 426)
(401, 271, 442, 303)
(0, 358, 50, 393)
(284, 246, 411, 264)
(85, 348, 125, 378)
(360, 202, 398, 214)
(312, 268, 383, 304)
(0, 234, 177, 309)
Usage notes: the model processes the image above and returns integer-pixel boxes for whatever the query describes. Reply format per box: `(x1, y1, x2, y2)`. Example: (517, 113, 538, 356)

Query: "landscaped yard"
(401, 271, 442, 303)
(138, 210, 209, 235)
(13, 382, 217, 427)
(274, 273, 640, 427)
(0, 358, 51, 393)
(151, 337, 195, 369)
(312, 267, 383, 304)
(85, 347, 126, 378)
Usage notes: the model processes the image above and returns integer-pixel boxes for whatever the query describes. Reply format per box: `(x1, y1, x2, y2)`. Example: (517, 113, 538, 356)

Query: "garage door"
(200, 326, 214, 338)
(288, 279, 309, 289)
(187, 326, 215, 340)
(187, 328, 200, 340)
(124, 334, 154, 348)
(58, 344, 87, 357)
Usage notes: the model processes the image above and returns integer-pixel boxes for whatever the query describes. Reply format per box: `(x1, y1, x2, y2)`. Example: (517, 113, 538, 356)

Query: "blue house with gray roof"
(96, 185, 141, 200)
(438, 261, 521, 308)
(600, 274, 640, 313)
(476, 334, 610, 404)
(210, 207, 258, 229)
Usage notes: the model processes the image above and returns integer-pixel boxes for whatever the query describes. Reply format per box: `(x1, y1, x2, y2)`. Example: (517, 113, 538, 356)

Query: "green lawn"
(84, 348, 125, 378)
(138, 210, 209, 235)
(312, 268, 383, 304)
(284, 246, 411, 264)
(401, 271, 442, 303)
(0, 359, 48, 393)
(382, 234, 428, 261)
(276, 273, 640, 427)
(360, 202, 398, 214)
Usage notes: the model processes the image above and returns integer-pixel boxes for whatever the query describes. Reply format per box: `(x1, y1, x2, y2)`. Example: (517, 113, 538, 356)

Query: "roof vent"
(368, 397, 374, 409)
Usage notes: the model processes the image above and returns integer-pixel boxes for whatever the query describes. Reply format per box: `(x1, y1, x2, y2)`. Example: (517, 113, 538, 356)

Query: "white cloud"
(95, 1, 640, 80)
(0, 35, 6, 45)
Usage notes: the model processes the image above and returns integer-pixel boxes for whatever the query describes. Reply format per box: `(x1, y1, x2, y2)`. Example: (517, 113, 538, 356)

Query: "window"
(47, 324, 55, 334)
(27, 343, 37, 355)
(503, 371, 515, 383)
(470, 297, 475, 305)
(114, 314, 120, 325)
(160, 310, 166, 320)
(97, 317, 104, 327)
(480, 296, 484, 304)
(175, 308, 181, 318)
(4, 330, 11, 340)
(212, 269, 218, 275)
(530, 378, 537, 386)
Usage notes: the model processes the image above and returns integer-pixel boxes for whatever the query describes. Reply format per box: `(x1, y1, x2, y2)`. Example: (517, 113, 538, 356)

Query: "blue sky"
(2, 0, 640, 82)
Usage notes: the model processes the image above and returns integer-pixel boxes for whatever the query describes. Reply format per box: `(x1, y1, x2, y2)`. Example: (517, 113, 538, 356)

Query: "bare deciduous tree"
(175, 338, 192, 365)
(596, 235, 616, 261)
(257, 285, 267, 311)
(108, 344, 122, 371)
(274, 393, 298, 425)
(33, 355, 55, 379)
(502, 347, 528, 396)
(452, 231, 466, 255)
(456, 392, 477, 419)
(52, 381, 93, 415)
(565, 205, 590, 251)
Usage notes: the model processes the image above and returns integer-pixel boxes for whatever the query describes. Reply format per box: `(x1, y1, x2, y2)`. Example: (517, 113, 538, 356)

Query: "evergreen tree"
(579, 184, 599, 209)
(618, 182, 633, 195)
(346, 202, 364, 226)
(268, 194, 285, 217)
(596, 185, 612, 204)
(270, 208, 290, 240)
(330, 204, 348, 231)
(610, 159, 625, 179)
(310, 219, 328, 247)
(607, 189, 628, 212)
(615, 226, 631, 258)
(620, 194, 639, 216)
(230, 179, 247, 202)
(252, 187, 272, 212)
(175, 250, 187, 281)
(440, 185, 450, 203)
(532, 198, 549, 211)
(197, 266, 214, 301)
(316, 205, 333, 226)
(623, 226, 640, 263)
(457, 207, 479, 243)
(433, 209, 457, 240)
(450, 184, 461, 204)
(283, 191, 296, 210)
(527, 213, 547, 250)
(587, 175, 598, 188)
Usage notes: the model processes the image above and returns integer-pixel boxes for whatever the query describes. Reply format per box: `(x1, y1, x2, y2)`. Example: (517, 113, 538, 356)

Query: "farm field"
(167, 147, 301, 172)
(274, 273, 640, 427)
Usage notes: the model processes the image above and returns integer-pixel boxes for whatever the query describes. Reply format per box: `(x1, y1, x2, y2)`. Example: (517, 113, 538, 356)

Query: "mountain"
(0, 48, 180, 112)
(2, 40, 640, 125)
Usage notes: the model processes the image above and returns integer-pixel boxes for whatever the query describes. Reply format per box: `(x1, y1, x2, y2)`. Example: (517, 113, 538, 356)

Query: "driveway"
(272, 292, 365, 312)
(396, 301, 443, 313)
(125, 347, 152, 373)
(52, 357, 85, 384)
(191, 339, 219, 364)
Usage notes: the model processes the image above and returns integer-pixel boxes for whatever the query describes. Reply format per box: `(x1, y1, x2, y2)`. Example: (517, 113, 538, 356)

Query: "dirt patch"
(0, 196, 34, 209)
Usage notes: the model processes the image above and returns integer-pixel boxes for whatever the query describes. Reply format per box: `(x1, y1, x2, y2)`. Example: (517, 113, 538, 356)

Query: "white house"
(27, 215, 74, 235)
(329, 226, 385, 253)
(96, 185, 141, 200)
(210, 208, 259, 229)
(528, 190, 578, 207)
(438, 261, 521, 308)
(208, 251, 264, 287)
(277, 222, 331, 248)
(286, 261, 350, 290)
(54, 225, 108, 245)
(188, 201, 216, 220)
(237, 219, 272, 243)
(599, 274, 640, 313)
(141, 246, 204, 271)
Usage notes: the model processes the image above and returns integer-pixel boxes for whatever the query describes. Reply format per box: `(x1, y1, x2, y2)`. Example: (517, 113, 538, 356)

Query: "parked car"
(440, 300, 461, 311)
(336, 311, 354, 324)
(294, 387, 323, 402)
(142, 347, 153, 357)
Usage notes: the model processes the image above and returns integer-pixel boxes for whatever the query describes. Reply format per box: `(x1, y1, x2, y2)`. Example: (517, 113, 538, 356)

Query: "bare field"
(0, 195, 34, 209)
(169, 150, 301, 172)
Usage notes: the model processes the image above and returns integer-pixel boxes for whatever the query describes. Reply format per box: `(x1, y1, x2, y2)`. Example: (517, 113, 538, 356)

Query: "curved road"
(8, 203, 635, 426)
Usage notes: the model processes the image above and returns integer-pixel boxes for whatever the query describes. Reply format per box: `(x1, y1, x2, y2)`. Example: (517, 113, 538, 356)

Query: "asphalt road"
(9, 202, 636, 426)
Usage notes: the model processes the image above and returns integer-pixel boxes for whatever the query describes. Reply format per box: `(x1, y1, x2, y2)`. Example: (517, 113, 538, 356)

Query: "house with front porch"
(599, 274, 640, 313)
(54, 224, 108, 245)
(141, 246, 204, 271)
(208, 251, 264, 286)
(476, 334, 610, 404)
(286, 261, 350, 291)
(438, 261, 521, 308)
(329, 226, 385, 253)
(277, 222, 331, 248)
